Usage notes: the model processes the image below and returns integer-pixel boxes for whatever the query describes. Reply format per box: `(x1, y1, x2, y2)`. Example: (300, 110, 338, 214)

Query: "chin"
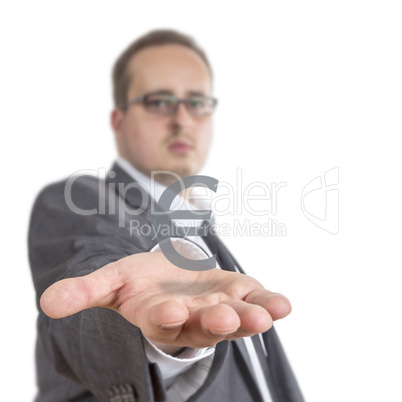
(151, 165, 195, 187)
(164, 160, 196, 178)
(168, 167, 192, 179)
(174, 164, 200, 178)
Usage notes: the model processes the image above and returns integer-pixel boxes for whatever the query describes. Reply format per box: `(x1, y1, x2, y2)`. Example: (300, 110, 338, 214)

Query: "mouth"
(168, 140, 193, 154)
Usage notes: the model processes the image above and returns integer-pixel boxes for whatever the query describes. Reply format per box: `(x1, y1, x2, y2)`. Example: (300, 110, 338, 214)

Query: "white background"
(1, 1, 401, 401)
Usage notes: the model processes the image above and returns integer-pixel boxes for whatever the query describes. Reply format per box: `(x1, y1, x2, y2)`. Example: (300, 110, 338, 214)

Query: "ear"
(111, 108, 124, 142)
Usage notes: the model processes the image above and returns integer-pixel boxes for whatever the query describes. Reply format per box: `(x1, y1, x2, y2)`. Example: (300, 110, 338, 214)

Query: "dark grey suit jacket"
(28, 163, 304, 402)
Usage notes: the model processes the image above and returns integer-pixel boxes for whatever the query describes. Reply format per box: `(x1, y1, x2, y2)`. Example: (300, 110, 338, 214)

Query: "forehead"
(126, 44, 212, 97)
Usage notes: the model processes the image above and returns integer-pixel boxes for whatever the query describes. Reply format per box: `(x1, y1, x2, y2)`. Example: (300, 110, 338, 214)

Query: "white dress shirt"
(116, 157, 272, 402)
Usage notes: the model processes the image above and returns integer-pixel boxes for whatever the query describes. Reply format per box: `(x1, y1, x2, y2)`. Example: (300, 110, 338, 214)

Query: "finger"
(141, 300, 189, 343)
(40, 261, 124, 318)
(177, 304, 241, 348)
(244, 290, 292, 320)
(222, 300, 273, 334)
(200, 303, 241, 335)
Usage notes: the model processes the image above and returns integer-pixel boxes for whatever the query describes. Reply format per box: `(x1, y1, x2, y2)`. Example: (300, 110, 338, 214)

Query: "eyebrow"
(145, 89, 209, 97)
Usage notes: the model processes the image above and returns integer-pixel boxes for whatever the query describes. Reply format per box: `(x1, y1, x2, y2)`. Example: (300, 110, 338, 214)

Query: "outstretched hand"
(40, 252, 291, 348)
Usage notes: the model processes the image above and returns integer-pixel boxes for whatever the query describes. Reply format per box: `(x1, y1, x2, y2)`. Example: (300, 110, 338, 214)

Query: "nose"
(170, 102, 193, 128)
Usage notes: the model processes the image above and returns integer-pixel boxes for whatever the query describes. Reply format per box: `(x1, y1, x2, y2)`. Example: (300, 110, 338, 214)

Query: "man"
(29, 29, 304, 401)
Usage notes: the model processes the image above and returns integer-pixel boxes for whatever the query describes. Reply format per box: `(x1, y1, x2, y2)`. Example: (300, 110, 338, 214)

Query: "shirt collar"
(115, 156, 210, 212)
(116, 156, 168, 204)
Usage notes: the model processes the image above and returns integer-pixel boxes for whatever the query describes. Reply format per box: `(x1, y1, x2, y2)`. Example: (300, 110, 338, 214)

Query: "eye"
(188, 98, 205, 109)
(147, 97, 170, 107)
(145, 95, 177, 113)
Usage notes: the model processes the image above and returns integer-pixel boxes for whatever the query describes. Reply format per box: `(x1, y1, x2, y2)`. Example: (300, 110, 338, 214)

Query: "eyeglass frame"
(119, 91, 218, 116)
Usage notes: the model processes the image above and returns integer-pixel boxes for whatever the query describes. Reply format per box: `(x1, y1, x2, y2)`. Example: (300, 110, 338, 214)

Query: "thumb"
(40, 261, 123, 318)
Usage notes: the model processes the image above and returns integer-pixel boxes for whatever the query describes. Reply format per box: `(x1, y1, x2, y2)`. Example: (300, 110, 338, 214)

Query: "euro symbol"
(147, 176, 218, 271)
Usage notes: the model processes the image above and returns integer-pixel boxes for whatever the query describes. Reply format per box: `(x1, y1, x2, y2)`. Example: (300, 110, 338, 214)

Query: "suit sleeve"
(28, 176, 159, 402)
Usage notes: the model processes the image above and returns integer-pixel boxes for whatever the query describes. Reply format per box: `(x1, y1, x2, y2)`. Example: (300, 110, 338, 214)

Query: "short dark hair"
(112, 29, 213, 108)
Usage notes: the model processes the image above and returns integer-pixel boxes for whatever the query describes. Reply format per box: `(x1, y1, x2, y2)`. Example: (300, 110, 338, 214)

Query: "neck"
(153, 173, 193, 201)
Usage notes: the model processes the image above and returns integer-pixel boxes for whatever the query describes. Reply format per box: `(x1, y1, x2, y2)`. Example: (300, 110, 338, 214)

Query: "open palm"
(41, 252, 291, 348)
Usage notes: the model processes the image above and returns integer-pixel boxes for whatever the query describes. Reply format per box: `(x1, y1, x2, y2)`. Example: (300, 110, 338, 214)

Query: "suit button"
(107, 384, 136, 401)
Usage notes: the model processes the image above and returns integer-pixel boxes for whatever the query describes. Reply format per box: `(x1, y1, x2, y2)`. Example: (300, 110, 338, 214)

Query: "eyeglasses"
(120, 92, 218, 116)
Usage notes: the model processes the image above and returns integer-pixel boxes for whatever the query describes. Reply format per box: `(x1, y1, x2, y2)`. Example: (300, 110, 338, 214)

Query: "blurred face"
(111, 44, 214, 185)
